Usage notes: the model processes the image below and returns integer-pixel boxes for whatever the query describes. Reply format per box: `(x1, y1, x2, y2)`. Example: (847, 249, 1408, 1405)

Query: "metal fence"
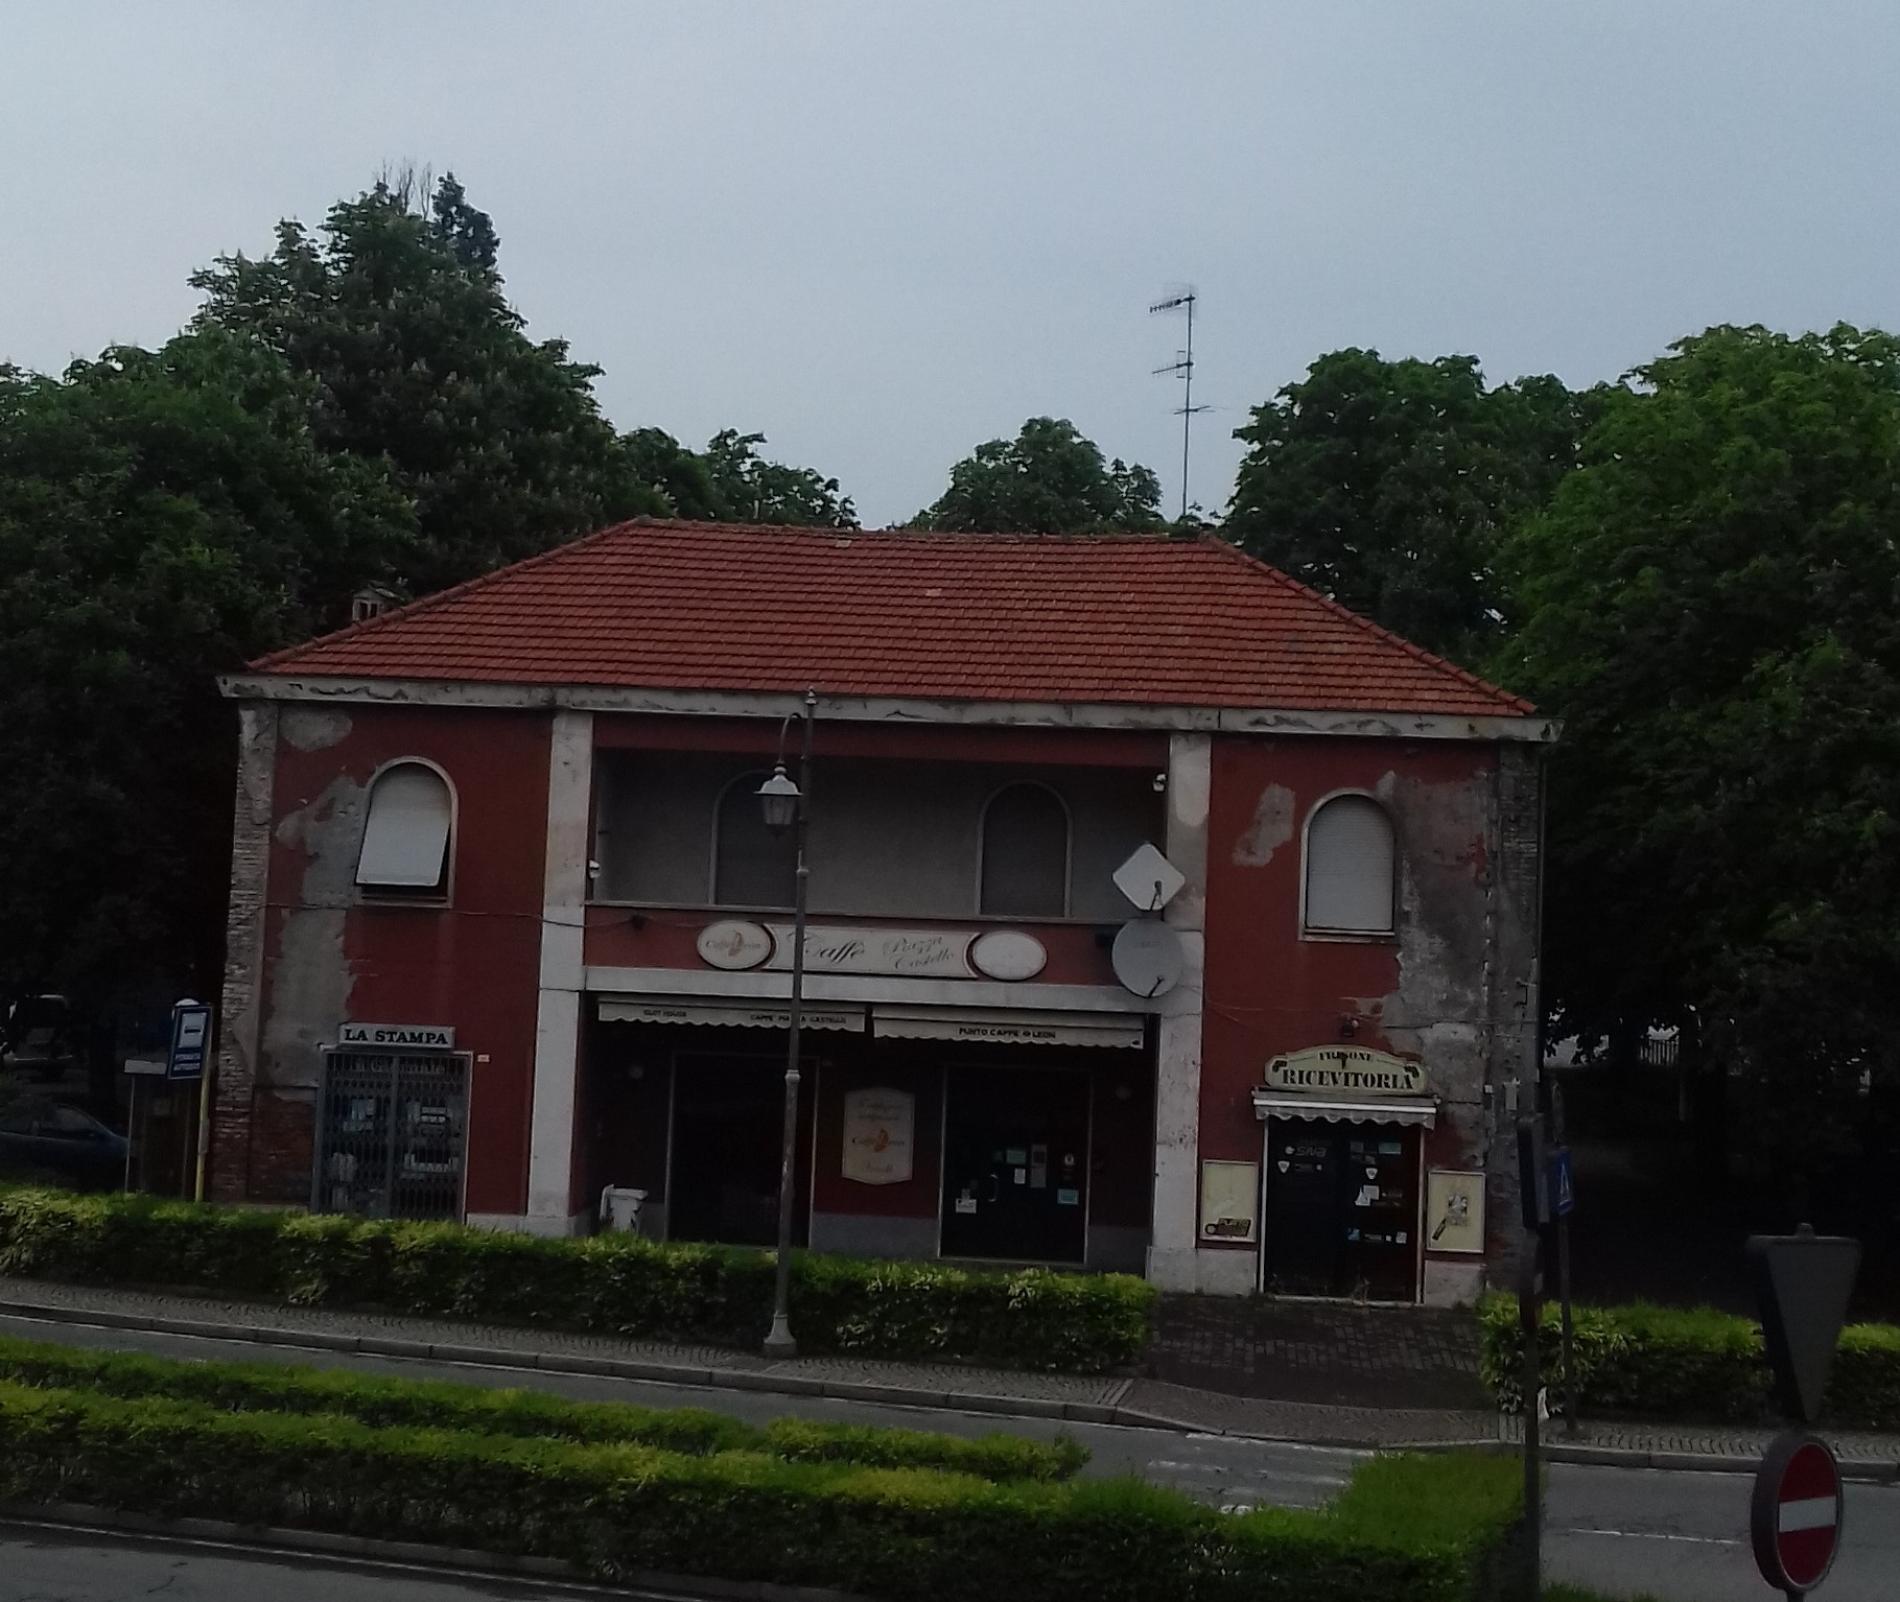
(313, 1049, 468, 1219)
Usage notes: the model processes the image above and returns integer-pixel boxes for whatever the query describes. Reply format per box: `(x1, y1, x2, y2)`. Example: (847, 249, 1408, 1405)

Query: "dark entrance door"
(1263, 1120, 1419, 1300)
(939, 1066, 1088, 1263)
(669, 1054, 808, 1247)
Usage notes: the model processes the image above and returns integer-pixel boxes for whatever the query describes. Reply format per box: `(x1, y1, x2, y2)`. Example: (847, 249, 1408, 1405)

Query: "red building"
(212, 520, 1551, 1302)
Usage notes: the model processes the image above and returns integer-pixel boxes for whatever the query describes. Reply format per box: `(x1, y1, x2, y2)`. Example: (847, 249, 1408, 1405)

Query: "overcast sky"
(5, 3, 1898, 526)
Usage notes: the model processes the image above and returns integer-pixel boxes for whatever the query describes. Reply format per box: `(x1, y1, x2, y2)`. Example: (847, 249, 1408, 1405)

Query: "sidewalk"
(1, 1276, 1895, 1478)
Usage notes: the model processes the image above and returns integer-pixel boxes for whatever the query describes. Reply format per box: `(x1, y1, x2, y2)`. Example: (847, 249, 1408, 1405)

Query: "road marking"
(1570, 1531, 1737, 1547)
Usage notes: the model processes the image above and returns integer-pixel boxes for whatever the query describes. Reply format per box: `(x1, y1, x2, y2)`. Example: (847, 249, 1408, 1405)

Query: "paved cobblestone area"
(1149, 1293, 1489, 1408)
(0, 1278, 1125, 1404)
(1500, 1413, 1900, 1470)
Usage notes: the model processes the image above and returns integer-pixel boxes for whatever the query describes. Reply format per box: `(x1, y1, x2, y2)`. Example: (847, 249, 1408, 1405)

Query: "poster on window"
(1199, 1159, 1259, 1243)
(842, 1087, 915, 1185)
(1425, 1170, 1486, 1254)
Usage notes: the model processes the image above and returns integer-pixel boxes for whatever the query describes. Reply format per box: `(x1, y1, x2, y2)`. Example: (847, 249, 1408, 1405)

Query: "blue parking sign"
(168, 1001, 212, 1081)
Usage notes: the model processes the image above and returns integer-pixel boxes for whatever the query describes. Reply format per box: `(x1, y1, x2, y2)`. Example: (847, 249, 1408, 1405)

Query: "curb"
(0, 1501, 875, 1602)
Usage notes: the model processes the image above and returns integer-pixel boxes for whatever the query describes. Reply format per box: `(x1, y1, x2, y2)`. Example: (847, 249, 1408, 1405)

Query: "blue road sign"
(167, 1000, 211, 1081)
(1548, 1146, 1576, 1218)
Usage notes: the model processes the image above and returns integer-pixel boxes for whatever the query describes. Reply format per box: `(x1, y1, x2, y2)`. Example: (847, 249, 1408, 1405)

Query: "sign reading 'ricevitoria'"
(1263, 1046, 1424, 1097)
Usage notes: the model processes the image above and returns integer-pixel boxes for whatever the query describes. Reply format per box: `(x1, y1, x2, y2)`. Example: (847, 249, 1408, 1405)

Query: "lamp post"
(757, 689, 815, 1358)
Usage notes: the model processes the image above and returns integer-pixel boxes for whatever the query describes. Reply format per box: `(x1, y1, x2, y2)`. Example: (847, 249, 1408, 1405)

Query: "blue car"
(0, 1101, 127, 1190)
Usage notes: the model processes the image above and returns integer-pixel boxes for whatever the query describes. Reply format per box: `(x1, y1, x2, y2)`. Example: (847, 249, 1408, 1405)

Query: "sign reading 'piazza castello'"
(1263, 1046, 1425, 1097)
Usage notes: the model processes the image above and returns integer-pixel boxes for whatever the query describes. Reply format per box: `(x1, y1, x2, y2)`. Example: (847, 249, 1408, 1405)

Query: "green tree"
(0, 331, 414, 1002)
(1225, 350, 1594, 660)
(190, 171, 664, 596)
(912, 417, 1164, 533)
(1498, 324, 1900, 1188)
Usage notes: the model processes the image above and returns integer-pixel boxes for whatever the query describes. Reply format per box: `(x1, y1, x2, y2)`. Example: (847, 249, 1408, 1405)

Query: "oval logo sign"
(696, 920, 775, 971)
(967, 929, 1047, 982)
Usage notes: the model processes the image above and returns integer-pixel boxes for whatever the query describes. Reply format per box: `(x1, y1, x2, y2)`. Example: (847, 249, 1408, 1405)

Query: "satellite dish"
(1112, 919, 1184, 998)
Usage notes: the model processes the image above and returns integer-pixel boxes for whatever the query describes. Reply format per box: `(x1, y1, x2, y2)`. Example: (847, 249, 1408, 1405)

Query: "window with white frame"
(1303, 795, 1396, 935)
(979, 783, 1069, 917)
(712, 770, 797, 908)
(355, 762, 453, 896)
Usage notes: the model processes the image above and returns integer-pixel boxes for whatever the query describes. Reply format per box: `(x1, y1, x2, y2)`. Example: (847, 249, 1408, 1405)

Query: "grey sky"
(5, 3, 1897, 526)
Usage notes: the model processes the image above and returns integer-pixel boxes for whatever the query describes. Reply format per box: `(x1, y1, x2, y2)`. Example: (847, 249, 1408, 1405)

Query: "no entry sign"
(1752, 1432, 1844, 1595)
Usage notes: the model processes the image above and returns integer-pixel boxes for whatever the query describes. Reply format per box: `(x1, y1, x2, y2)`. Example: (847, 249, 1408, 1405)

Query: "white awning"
(597, 997, 866, 1033)
(1251, 1090, 1437, 1129)
(874, 1005, 1144, 1050)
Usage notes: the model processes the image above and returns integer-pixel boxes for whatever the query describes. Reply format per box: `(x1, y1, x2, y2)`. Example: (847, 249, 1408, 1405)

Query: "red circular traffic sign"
(1752, 1432, 1845, 1595)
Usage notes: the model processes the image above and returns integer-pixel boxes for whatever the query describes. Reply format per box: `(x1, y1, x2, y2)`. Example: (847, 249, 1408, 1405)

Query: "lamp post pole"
(762, 690, 816, 1358)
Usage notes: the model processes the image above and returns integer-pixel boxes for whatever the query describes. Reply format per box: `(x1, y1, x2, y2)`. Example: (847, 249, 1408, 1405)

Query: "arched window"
(1303, 795, 1396, 935)
(356, 762, 453, 896)
(979, 783, 1069, 917)
(713, 771, 797, 908)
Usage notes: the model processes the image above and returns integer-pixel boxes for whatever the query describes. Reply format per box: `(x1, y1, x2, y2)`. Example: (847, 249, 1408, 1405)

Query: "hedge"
(1480, 1295, 1900, 1428)
(0, 1186, 1155, 1372)
(0, 1379, 1521, 1602)
(0, 1332, 1083, 1481)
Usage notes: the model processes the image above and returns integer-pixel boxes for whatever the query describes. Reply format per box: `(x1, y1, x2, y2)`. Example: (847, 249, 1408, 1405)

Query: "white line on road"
(1565, 1528, 1742, 1547)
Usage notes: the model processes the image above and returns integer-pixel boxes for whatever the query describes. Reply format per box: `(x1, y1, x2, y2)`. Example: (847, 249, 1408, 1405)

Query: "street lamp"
(757, 689, 816, 1358)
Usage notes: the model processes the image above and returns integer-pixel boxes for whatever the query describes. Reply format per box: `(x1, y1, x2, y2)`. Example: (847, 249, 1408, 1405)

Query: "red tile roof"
(249, 520, 1534, 718)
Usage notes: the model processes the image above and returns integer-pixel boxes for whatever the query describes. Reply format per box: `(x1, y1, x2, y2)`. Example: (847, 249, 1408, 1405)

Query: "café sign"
(1264, 1045, 1424, 1097)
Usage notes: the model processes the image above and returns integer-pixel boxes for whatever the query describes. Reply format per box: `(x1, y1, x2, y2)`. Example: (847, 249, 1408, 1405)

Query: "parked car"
(0, 1100, 126, 1190)
(1, 995, 76, 1081)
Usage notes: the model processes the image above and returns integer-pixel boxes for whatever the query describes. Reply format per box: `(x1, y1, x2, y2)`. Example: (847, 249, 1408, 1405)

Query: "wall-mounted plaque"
(842, 1087, 915, 1186)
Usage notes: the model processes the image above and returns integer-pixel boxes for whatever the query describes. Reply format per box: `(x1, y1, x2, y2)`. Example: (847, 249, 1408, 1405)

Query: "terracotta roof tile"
(250, 520, 1534, 718)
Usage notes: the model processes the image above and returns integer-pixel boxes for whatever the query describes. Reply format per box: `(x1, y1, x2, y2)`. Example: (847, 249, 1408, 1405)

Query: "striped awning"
(1251, 1090, 1437, 1129)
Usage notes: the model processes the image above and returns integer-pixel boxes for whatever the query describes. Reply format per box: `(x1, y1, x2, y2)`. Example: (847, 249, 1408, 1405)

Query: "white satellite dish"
(1111, 919, 1184, 998)
(1112, 843, 1187, 913)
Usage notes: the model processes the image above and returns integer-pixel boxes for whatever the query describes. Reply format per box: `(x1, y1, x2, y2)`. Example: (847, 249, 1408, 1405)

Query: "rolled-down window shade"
(980, 783, 1069, 917)
(356, 764, 452, 891)
(1304, 796, 1395, 933)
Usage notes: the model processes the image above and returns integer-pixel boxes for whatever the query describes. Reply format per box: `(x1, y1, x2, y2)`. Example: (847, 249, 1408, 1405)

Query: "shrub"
(0, 1378, 1518, 1602)
(0, 1332, 1082, 1480)
(0, 1187, 1156, 1372)
(1479, 1294, 1900, 1428)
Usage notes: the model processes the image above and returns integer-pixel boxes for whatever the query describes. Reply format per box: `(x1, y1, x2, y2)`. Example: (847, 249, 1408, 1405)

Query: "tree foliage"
(1225, 350, 1595, 660)
(1497, 324, 1900, 1172)
(626, 427, 856, 528)
(190, 171, 667, 595)
(0, 332, 413, 999)
(912, 417, 1163, 533)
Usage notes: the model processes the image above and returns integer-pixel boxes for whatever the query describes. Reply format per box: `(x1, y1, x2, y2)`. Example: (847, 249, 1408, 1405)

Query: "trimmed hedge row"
(0, 1379, 1521, 1602)
(0, 1187, 1155, 1372)
(0, 1333, 1083, 1481)
(1480, 1295, 1900, 1427)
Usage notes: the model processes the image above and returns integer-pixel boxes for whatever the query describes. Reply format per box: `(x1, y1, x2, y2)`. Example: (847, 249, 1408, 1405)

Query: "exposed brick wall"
(246, 1086, 316, 1205)
(209, 702, 278, 1202)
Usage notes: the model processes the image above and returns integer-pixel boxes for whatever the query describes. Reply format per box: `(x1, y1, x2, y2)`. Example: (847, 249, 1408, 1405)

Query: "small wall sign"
(1263, 1046, 1423, 1097)
(1425, 1169, 1486, 1254)
(338, 1022, 455, 1050)
(842, 1087, 915, 1185)
(1199, 1159, 1260, 1243)
(697, 920, 774, 971)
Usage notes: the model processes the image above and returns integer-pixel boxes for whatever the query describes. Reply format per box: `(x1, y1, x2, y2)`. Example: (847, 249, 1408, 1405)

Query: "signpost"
(1746, 1226, 1861, 1597)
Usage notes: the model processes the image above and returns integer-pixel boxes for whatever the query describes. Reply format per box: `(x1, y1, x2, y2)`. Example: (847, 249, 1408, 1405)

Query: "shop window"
(713, 770, 797, 908)
(979, 783, 1069, 917)
(1303, 795, 1395, 935)
(355, 762, 453, 896)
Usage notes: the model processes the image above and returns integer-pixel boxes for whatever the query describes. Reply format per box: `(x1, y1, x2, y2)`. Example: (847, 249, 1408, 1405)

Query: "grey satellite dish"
(1112, 919, 1184, 998)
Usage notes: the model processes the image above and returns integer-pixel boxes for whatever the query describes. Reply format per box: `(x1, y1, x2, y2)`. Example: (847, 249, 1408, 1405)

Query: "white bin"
(599, 1185, 648, 1235)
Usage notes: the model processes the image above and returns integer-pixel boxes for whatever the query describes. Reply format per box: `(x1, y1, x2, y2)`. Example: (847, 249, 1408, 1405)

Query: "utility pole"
(1150, 289, 1210, 521)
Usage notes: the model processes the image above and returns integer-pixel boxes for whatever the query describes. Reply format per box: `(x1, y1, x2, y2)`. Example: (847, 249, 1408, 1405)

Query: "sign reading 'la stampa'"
(1264, 1046, 1423, 1096)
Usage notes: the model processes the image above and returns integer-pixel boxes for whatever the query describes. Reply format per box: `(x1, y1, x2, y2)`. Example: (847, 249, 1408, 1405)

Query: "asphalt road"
(2, 1313, 1897, 1600)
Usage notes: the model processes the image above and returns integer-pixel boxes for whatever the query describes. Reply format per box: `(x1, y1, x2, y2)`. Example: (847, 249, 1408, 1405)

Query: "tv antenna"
(1150, 287, 1210, 521)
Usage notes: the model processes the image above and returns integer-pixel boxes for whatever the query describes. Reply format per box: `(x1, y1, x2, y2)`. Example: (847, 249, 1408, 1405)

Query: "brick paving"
(1149, 1293, 1490, 1409)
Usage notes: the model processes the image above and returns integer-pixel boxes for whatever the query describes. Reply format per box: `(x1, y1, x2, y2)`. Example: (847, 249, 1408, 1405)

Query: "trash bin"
(599, 1185, 647, 1235)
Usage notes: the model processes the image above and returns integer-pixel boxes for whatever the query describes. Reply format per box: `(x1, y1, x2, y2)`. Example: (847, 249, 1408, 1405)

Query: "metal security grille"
(314, 1050, 468, 1219)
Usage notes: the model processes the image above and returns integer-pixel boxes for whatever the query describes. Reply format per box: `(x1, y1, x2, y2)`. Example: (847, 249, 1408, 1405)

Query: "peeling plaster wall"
(1200, 735, 1542, 1298)
(234, 706, 554, 1209)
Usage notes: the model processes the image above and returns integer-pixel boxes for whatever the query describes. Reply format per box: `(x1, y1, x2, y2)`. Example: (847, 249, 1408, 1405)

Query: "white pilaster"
(526, 709, 593, 1229)
(1147, 732, 1210, 1291)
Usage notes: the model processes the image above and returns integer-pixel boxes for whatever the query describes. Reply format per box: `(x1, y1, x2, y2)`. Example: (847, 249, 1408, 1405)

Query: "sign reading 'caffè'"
(1264, 1046, 1424, 1097)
